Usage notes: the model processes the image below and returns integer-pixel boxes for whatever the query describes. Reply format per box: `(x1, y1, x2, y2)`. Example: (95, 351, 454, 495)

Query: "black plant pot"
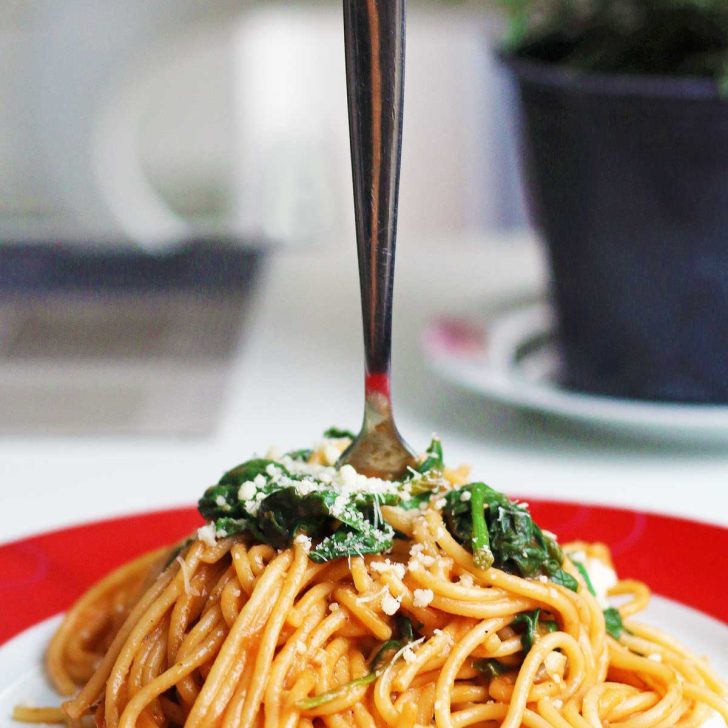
(504, 56, 728, 404)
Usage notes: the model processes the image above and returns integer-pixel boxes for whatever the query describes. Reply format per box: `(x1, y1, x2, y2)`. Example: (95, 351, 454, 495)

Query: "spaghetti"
(13, 437, 728, 728)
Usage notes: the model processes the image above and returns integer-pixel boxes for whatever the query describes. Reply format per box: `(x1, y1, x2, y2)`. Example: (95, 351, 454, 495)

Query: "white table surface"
(1, 232, 727, 544)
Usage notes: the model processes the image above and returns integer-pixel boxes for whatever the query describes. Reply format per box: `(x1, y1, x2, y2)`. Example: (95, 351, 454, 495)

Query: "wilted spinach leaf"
(310, 522, 394, 563)
(218, 458, 282, 487)
(473, 658, 511, 678)
(197, 432, 582, 583)
(416, 437, 444, 474)
(197, 452, 396, 563)
(443, 483, 577, 590)
(323, 427, 356, 440)
(603, 607, 624, 639)
(573, 558, 624, 638)
(572, 560, 596, 596)
(513, 608, 558, 653)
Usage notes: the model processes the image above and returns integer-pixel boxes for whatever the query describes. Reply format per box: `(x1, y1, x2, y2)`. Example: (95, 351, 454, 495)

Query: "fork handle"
(343, 0, 406, 385)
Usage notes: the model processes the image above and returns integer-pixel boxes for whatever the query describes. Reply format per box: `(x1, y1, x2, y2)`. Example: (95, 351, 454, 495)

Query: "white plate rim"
(423, 303, 728, 439)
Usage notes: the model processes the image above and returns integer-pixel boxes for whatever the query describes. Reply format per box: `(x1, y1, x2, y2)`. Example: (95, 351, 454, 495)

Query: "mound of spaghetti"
(15, 432, 728, 728)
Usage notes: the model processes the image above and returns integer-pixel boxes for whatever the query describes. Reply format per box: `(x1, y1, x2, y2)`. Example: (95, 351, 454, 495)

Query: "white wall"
(232, 3, 526, 248)
(0, 1, 525, 246)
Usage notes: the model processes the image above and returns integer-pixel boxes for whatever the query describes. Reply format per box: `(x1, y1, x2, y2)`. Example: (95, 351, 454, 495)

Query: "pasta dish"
(14, 431, 728, 727)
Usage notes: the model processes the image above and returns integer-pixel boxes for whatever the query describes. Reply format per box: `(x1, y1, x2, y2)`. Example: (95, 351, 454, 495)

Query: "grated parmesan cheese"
(197, 524, 217, 547)
(402, 645, 417, 664)
(238, 481, 256, 502)
(293, 534, 312, 550)
(370, 559, 406, 580)
(381, 590, 402, 616)
(413, 588, 434, 608)
(322, 444, 341, 466)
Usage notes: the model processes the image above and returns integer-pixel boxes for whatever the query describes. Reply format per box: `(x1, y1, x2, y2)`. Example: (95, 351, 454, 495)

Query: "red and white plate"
(1, 504, 726, 723)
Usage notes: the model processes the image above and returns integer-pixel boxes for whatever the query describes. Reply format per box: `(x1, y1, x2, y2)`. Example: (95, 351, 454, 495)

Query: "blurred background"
(0, 0, 529, 436)
(1, 0, 728, 449)
(1, 0, 727, 547)
(0, 0, 521, 248)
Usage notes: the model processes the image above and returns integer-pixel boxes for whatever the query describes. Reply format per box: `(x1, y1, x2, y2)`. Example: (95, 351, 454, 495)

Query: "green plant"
(497, 0, 728, 88)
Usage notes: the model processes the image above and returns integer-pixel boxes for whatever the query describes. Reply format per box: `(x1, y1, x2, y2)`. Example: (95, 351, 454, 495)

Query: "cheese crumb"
(413, 588, 434, 608)
(432, 628, 454, 645)
(293, 534, 312, 550)
(402, 645, 417, 664)
(370, 559, 406, 580)
(328, 602, 340, 612)
(381, 591, 401, 615)
(238, 481, 256, 501)
(197, 524, 217, 547)
(460, 490, 472, 502)
(322, 444, 341, 466)
(339, 464, 358, 486)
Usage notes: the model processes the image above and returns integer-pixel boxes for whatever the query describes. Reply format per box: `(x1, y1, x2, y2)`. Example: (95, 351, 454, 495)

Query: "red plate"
(1, 501, 726, 645)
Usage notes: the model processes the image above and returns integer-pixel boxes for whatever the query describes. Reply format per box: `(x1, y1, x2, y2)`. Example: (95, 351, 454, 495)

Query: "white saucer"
(422, 300, 728, 442)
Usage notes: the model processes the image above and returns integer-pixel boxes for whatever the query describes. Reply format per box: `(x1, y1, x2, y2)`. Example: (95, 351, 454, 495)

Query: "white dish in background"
(2, 598, 726, 726)
(423, 300, 728, 442)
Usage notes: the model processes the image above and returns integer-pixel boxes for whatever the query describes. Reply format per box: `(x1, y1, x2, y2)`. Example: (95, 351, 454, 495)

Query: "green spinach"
(513, 608, 558, 653)
(197, 433, 583, 589)
(572, 560, 596, 596)
(323, 427, 356, 440)
(603, 607, 624, 640)
(473, 657, 511, 678)
(417, 437, 444, 474)
(199, 462, 396, 563)
(572, 558, 624, 639)
(442, 484, 577, 590)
